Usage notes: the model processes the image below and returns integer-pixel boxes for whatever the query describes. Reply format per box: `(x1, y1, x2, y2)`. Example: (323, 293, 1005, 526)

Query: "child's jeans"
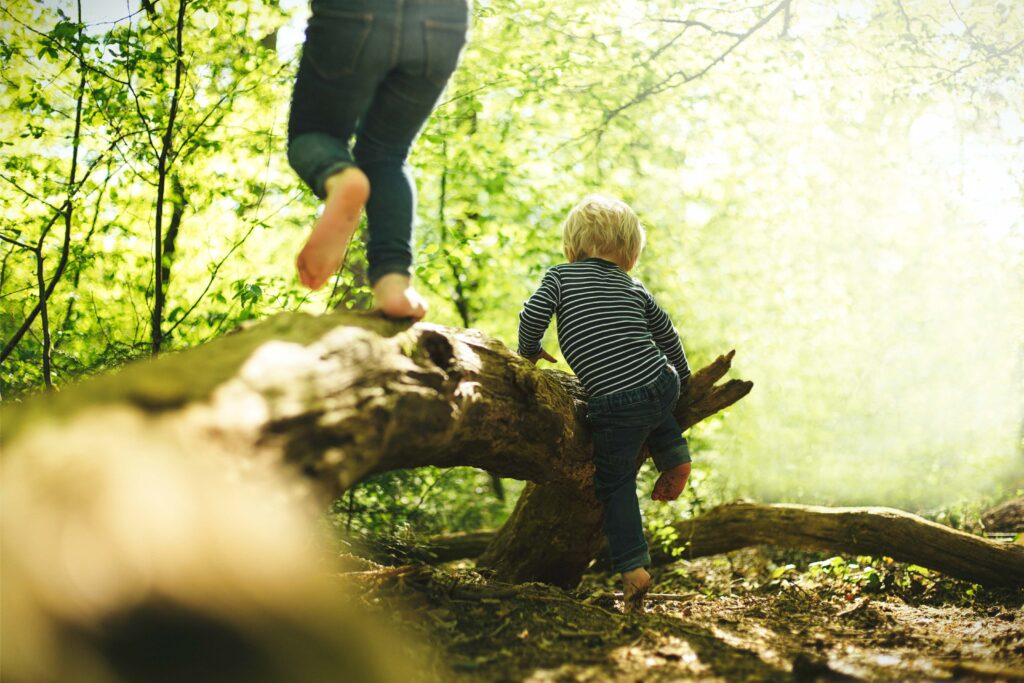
(587, 364, 691, 573)
(288, 0, 469, 284)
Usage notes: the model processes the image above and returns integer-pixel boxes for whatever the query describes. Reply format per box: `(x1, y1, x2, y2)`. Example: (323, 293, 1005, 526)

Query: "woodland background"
(2, 0, 1022, 545)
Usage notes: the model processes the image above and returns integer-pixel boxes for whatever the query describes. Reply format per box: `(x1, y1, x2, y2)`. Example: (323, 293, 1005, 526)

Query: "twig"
(0, 233, 37, 252)
(566, 0, 792, 147)
(338, 564, 419, 583)
(608, 591, 701, 603)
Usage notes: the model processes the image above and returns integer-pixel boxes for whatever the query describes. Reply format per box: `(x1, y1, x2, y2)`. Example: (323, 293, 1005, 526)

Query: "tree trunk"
(657, 501, 1024, 587)
(6, 311, 1019, 590)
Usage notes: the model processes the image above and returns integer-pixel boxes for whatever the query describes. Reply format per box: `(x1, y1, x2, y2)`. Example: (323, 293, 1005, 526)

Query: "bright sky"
(68, 0, 138, 25)
(64, 0, 308, 57)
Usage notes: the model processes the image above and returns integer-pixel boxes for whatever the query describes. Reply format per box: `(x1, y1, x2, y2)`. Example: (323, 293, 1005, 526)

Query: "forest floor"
(346, 547, 1024, 682)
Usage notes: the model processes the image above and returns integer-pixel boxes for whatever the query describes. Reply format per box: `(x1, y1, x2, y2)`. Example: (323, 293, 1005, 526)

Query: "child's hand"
(651, 462, 691, 501)
(526, 349, 558, 365)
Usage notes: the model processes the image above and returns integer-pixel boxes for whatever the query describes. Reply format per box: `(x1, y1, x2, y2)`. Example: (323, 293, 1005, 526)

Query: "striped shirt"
(518, 257, 690, 397)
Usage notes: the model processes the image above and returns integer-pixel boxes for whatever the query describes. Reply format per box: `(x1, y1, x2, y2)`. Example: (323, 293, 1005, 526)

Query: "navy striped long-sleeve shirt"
(518, 257, 691, 397)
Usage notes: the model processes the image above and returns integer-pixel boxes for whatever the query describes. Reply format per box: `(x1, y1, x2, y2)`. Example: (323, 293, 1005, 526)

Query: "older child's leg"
(372, 273, 429, 319)
(287, 0, 386, 291)
(296, 167, 370, 290)
(352, 2, 467, 320)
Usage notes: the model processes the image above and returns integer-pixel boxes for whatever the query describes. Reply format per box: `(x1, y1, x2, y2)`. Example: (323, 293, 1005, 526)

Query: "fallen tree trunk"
(426, 502, 1024, 587)
(2, 311, 748, 590)
(653, 501, 1024, 586)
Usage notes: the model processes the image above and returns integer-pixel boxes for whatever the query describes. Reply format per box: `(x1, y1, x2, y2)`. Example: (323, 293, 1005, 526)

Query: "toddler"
(288, 0, 469, 318)
(518, 195, 693, 612)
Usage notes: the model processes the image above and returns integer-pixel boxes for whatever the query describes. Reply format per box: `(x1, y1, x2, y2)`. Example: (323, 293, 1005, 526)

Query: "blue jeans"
(288, 0, 469, 283)
(587, 365, 691, 573)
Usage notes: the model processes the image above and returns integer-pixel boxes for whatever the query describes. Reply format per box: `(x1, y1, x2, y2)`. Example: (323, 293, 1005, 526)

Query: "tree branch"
(572, 0, 792, 145)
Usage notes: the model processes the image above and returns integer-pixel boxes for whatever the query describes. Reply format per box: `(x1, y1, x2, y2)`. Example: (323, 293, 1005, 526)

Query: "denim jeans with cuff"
(587, 364, 691, 573)
(288, 0, 469, 283)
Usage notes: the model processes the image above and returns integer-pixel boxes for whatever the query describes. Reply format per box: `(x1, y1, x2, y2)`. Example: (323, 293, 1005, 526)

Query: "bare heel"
(622, 568, 651, 614)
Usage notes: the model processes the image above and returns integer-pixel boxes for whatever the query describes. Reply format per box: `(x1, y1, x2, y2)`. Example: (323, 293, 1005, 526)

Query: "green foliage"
(328, 468, 522, 558)
(1, 0, 1023, 524)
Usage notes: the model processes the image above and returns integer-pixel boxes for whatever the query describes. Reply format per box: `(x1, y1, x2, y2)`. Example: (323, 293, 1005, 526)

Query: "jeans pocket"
(423, 19, 467, 87)
(305, 8, 374, 80)
(661, 373, 681, 413)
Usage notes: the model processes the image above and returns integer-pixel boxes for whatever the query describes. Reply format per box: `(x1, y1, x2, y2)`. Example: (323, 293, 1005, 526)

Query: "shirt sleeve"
(641, 283, 691, 384)
(518, 269, 561, 357)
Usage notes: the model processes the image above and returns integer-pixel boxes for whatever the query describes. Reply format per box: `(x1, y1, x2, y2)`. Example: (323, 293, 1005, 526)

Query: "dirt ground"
(346, 548, 1024, 682)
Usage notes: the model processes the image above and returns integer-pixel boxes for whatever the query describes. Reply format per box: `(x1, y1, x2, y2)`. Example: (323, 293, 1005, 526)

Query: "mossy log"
(3, 311, 748, 591)
(426, 502, 1024, 587)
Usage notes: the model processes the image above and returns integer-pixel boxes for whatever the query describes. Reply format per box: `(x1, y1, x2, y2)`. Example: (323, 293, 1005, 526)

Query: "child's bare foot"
(651, 462, 691, 501)
(296, 166, 370, 290)
(622, 567, 651, 614)
(372, 273, 428, 321)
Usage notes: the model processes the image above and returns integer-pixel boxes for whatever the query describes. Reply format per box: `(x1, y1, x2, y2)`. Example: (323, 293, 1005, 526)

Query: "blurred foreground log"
(426, 502, 1024, 587)
(0, 420, 424, 683)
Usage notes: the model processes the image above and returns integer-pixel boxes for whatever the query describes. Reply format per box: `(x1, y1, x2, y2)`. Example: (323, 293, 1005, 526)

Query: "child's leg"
(591, 430, 653, 578)
(591, 428, 654, 613)
(647, 413, 692, 502)
(352, 1, 468, 319)
(621, 566, 651, 613)
(287, 2, 388, 290)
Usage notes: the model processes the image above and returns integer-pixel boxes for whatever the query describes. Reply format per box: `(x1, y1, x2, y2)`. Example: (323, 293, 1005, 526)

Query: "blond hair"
(562, 194, 646, 267)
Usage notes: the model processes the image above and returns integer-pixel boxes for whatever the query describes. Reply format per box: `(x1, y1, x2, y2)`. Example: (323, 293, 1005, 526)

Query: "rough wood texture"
(477, 351, 753, 588)
(428, 502, 1024, 588)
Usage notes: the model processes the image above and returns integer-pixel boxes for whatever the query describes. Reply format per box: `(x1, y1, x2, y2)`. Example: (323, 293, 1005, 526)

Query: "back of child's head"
(562, 194, 646, 267)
